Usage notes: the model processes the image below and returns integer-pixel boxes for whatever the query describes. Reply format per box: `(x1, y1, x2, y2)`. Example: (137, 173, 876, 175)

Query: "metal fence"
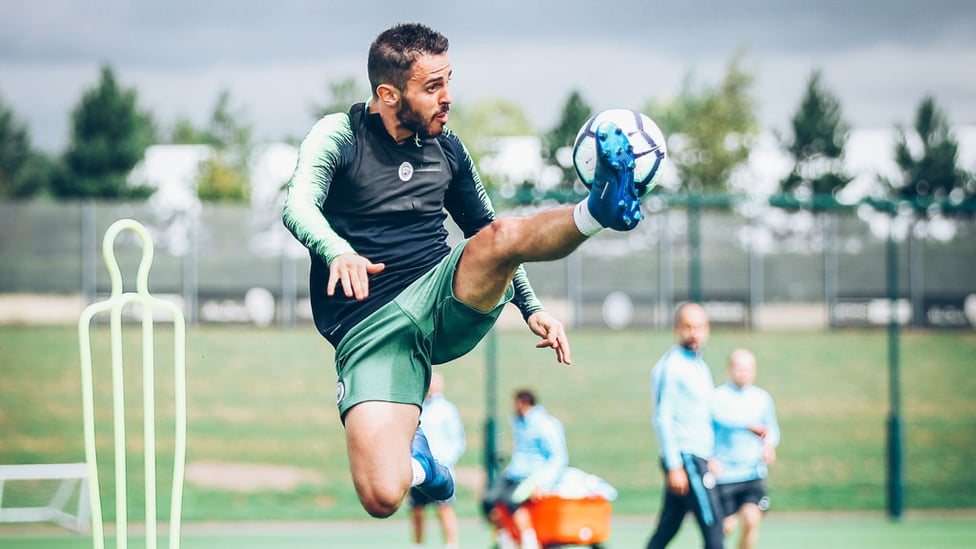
(1, 199, 974, 330)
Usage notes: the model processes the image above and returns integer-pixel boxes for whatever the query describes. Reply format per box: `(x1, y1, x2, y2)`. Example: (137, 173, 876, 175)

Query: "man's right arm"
(282, 113, 356, 263)
(654, 361, 691, 495)
(651, 355, 682, 471)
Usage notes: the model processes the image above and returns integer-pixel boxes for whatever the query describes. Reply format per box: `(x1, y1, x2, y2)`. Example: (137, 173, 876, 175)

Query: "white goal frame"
(0, 463, 90, 531)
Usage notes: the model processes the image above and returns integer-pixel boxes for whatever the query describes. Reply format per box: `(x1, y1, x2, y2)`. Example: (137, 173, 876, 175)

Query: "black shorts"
(480, 477, 523, 516)
(718, 478, 769, 517)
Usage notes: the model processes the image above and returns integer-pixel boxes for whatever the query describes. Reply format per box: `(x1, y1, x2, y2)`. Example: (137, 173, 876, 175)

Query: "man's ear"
(376, 84, 400, 106)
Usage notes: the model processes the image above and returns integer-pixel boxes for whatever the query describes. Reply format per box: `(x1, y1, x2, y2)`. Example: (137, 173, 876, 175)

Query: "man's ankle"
(574, 200, 603, 236)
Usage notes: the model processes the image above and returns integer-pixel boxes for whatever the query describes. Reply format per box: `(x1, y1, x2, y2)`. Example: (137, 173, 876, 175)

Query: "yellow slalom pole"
(78, 219, 187, 549)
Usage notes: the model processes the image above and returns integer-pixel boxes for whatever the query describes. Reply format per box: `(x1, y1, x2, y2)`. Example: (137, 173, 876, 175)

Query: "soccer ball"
(572, 109, 667, 197)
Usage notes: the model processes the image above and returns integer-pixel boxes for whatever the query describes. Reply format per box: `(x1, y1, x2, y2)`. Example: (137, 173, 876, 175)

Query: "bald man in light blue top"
(712, 348, 779, 549)
(648, 303, 724, 549)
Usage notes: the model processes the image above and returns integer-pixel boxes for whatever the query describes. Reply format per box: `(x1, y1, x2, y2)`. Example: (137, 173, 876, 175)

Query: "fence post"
(281, 252, 297, 327)
(824, 212, 839, 329)
(182, 210, 198, 325)
(886, 210, 904, 520)
(688, 198, 703, 303)
(483, 329, 499, 489)
(81, 200, 97, 303)
(657, 209, 673, 328)
(747, 212, 763, 329)
(909, 222, 925, 327)
(567, 247, 582, 329)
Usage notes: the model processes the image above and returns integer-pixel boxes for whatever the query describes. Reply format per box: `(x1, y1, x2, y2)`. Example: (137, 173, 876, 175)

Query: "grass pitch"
(1, 513, 975, 548)
(0, 324, 974, 530)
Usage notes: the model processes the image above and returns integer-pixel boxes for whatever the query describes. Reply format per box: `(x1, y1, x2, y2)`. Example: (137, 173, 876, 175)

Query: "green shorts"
(333, 240, 514, 419)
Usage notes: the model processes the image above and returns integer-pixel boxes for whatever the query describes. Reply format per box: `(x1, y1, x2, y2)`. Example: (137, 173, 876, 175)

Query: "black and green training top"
(282, 103, 543, 347)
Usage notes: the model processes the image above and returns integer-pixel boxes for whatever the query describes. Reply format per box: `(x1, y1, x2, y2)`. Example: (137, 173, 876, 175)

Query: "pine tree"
(780, 69, 852, 201)
(0, 95, 33, 197)
(888, 96, 968, 206)
(661, 50, 759, 193)
(542, 90, 592, 191)
(55, 65, 156, 198)
(195, 89, 253, 202)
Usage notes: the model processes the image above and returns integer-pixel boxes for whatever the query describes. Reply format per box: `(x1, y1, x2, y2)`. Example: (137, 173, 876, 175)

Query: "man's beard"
(397, 96, 447, 138)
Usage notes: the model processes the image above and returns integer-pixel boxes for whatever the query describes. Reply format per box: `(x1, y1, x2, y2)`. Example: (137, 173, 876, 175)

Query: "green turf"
(1, 513, 975, 548)
(0, 325, 974, 526)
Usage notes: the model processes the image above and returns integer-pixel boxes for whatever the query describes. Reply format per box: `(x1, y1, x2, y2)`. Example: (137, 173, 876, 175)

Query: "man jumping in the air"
(282, 22, 645, 518)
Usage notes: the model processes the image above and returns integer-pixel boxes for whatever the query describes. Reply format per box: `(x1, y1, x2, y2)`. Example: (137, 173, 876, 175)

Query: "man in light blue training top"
(282, 22, 645, 519)
(483, 389, 568, 549)
(410, 372, 466, 549)
(647, 303, 724, 549)
(712, 348, 780, 549)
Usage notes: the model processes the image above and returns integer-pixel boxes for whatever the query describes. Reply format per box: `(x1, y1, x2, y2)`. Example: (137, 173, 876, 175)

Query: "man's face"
(675, 306, 710, 352)
(728, 354, 756, 387)
(397, 53, 452, 138)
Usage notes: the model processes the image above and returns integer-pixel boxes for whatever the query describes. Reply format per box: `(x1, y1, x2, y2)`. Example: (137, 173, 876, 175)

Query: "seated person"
(483, 389, 568, 549)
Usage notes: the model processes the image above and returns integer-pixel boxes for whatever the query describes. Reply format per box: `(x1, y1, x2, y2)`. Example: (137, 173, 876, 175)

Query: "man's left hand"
(527, 311, 571, 365)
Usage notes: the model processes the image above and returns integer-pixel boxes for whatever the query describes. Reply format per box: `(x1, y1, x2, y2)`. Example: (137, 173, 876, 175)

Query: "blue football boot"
(587, 121, 643, 231)
(411, 427, 454, 501)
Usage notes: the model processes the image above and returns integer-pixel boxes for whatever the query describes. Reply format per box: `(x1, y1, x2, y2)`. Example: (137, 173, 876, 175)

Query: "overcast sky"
(2, 0, 975, 152)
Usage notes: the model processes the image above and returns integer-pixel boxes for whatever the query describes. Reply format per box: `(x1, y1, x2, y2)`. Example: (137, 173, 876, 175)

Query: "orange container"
(526, 495, 612, 545)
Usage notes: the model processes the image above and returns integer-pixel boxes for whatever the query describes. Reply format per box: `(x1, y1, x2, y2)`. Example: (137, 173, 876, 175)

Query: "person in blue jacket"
(712, 348, 780, 549)
(484, 389, 569, 549)
(648, 302, 724, 549)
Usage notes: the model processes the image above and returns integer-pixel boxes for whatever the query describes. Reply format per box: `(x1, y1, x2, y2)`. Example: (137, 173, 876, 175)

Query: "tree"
(780, 69, 852, 202)
(541, 90, 593, 191)
(168, 115, 210, 145)
(886, 96, 971, 209)
(446, 98, 534, 192)
(450, 99, 535, 138)
(649, 50, 759, 193)
(11, 153, 62, 199)
(0, 95, 62, 199)
(55, 65, 156, 198)
(195, 89, 252, 202)
(311, 75, 368, 120)
(0, 95, 35, 198)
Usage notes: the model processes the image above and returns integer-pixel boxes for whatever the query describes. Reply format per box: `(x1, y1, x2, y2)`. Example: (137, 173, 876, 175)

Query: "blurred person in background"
(483, 389, 568, 549)
(712, 348, 780, 549)
(647, 303, 724, 549)
(410, 372, 466, 549)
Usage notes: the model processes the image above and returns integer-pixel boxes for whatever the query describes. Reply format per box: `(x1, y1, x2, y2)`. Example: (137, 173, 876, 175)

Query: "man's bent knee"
(475, 217, 528, 265)
(358, 486, 406, 518)
(741, 503, 763, 527)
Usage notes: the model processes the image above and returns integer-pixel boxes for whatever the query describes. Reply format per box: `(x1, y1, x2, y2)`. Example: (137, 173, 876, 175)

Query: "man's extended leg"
(410, 503, 425, 545)
(454, 122, 640, 312)
(737, 503, 763, 549)
(513, 506, 540, 549)
(647, 488, 688, 549)
(436, 502, 460, 548)
(344, 401, 420, 517)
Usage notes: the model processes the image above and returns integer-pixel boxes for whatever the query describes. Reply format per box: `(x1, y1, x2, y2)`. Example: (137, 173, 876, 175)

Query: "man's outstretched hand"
(527, 311, 571, 365)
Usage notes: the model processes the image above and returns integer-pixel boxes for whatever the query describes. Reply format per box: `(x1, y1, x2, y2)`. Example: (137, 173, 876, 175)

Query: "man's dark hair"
(368, 23, 449, 95)
(514, 389, 536, 407)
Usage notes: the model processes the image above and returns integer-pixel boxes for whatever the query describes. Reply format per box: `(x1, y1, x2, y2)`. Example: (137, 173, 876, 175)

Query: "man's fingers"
(327, 270, 341, 297)
(328, 255, 381, 301)
(526, 312, 572, 365)
(556, 332, 571, 364)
